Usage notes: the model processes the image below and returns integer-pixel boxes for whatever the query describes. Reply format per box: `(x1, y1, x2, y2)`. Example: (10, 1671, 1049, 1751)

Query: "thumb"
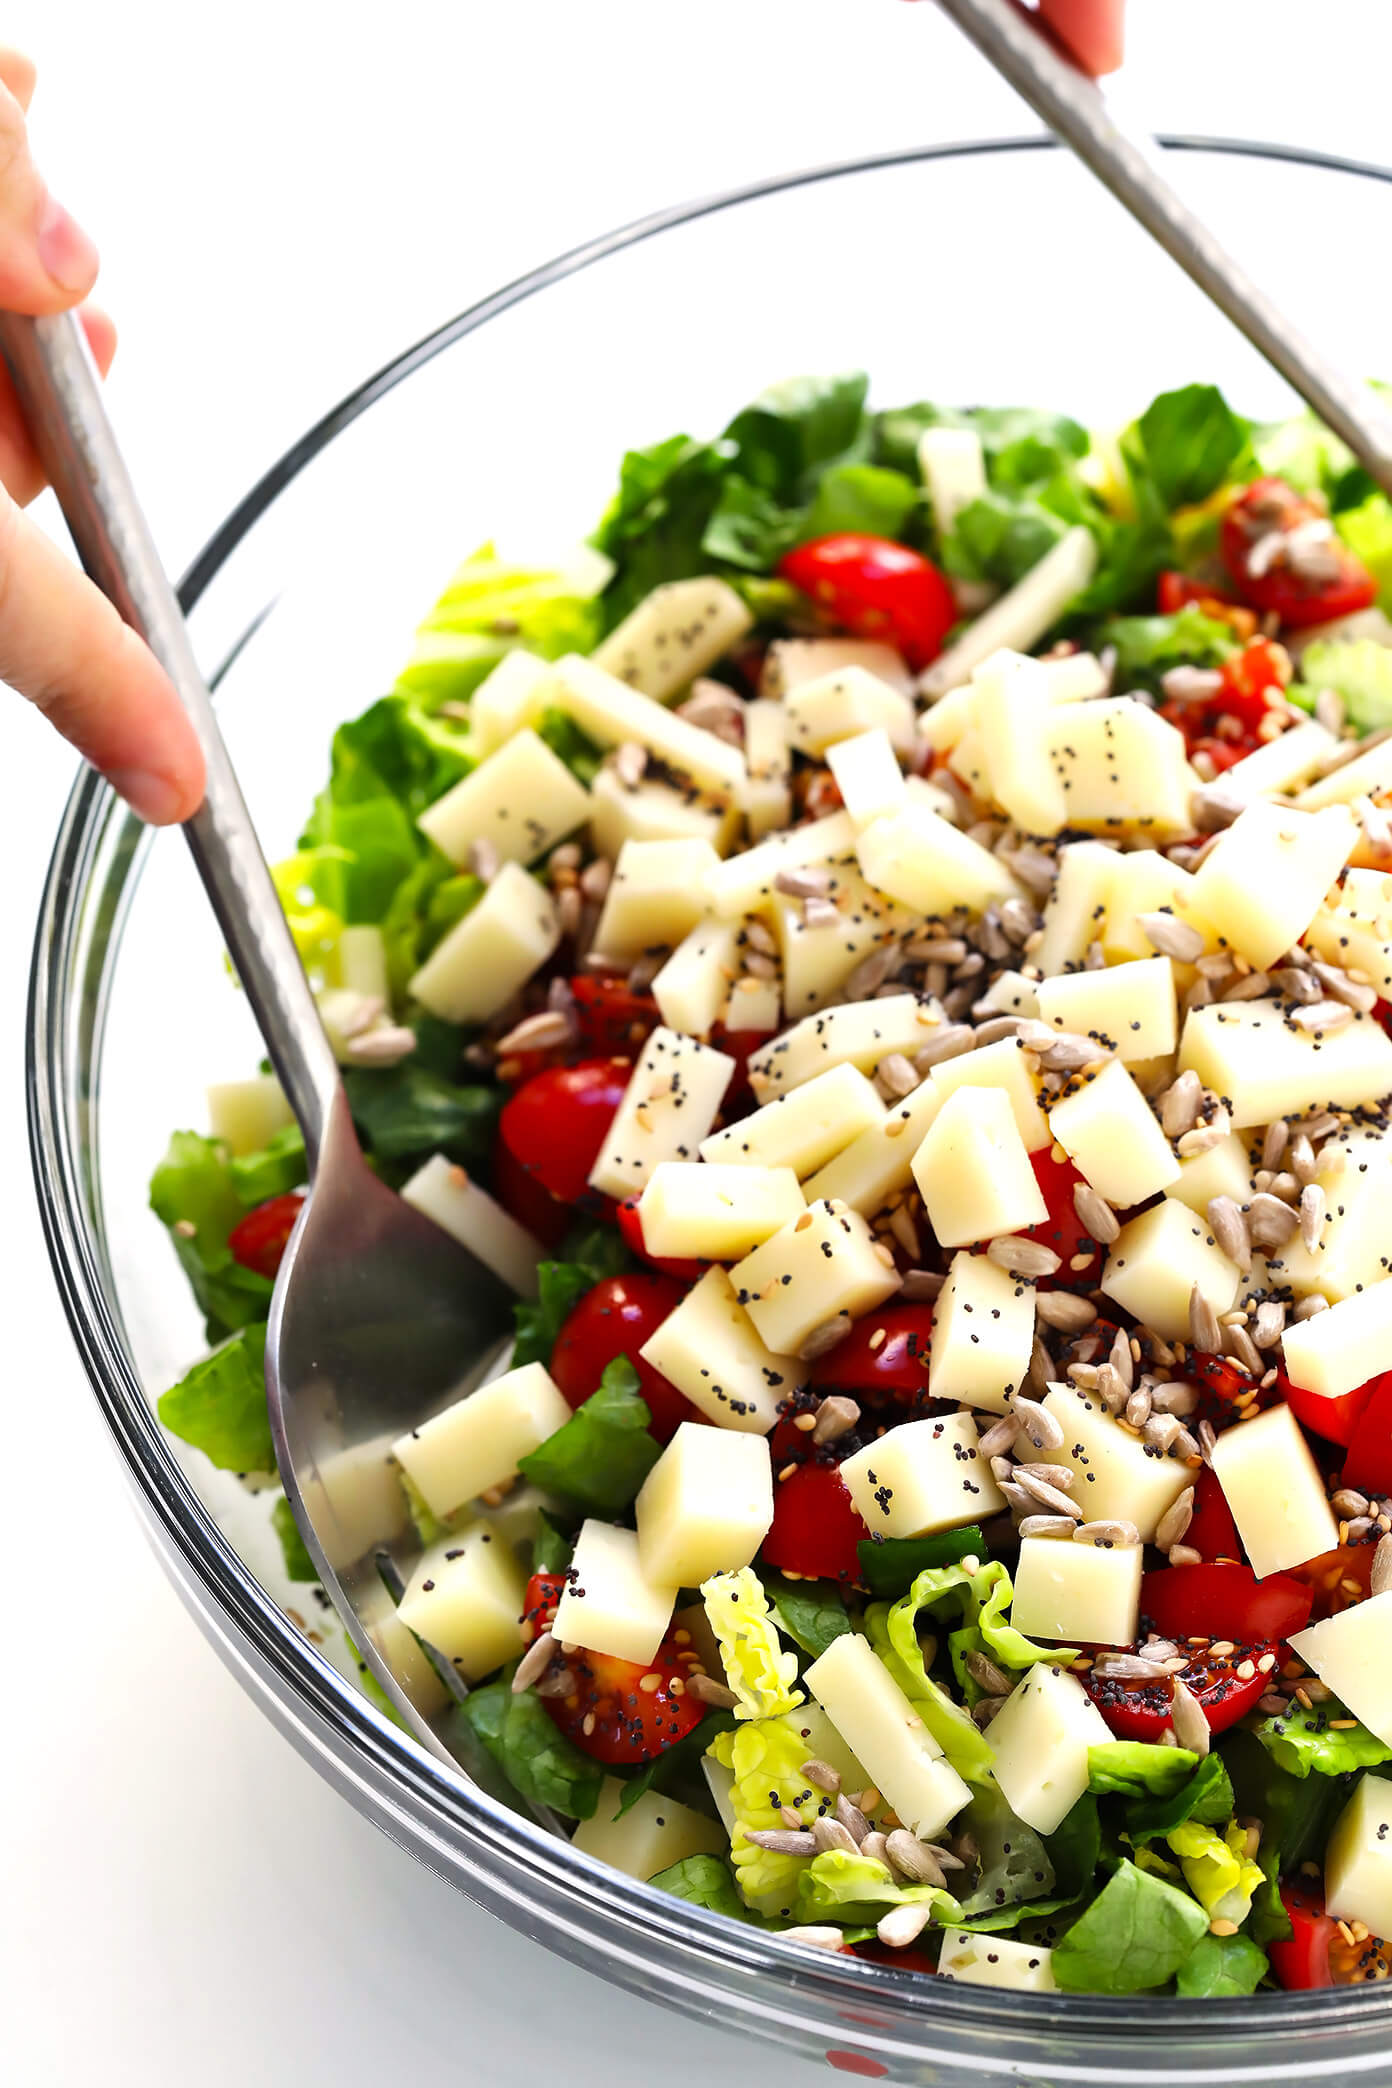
(0, 75, 99, 309)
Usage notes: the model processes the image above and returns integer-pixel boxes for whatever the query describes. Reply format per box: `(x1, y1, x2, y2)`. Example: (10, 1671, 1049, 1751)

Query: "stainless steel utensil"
(935, 0, 1392, 500)
(2, 309, 513, 1766)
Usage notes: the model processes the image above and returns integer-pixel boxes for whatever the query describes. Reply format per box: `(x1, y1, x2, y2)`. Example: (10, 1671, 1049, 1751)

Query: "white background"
(6, 5, 1391, 2081)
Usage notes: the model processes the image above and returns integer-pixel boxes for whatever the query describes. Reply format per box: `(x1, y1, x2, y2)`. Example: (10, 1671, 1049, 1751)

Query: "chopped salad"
(154, 371, 1392, 1997)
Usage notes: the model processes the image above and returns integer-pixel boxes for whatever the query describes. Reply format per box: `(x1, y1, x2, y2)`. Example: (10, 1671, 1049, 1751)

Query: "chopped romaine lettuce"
(271, 1494, 318, 1582)
(510, 1226, 632, 1370)
(795, 1845, 959, 1928)
(1298, 636, 1392, 735)
(802, 462, 921, 545)
(889, 1557, 1073, 1703)
(340, 1063, 498, 1166)
(399, 543, 605, 705)
(701, 1568, 803, 1722)
(1167, 1819, 1263, 1929)
(707, 1714, 823, 1914)
(157, 1323, 271, 1474)
(866, 1598, 992, 1783)
(1175, 1930, 1269, 1997)
(229, 1123, 308, 1206)
(856, 1526, 986, 1599)
(1088, 1742, 1202, 1801)
(952, 1781, 1058, 1926)
(536, 708, 604, 785)
(150, 1130, 274, 1341)
(1053, 1858, 1209, 1993)
(530, 1510, 575, 1576)
(1255, 1695, 1392, 1778)
(1103, 604, 1237, 693)
(1336, 496, 1392, 611)
(649, 1852, 755, 1921)
(614, 1709, 735, 1819)
(1125, 1753, 1234, 1841)
(517, 1357, 660, 1519)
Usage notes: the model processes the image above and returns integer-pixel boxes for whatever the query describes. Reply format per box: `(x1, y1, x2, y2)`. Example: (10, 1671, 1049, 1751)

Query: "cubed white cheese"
(784, 665, 915, 757)
(588, 1028, 734, 1200)
(471, 1482, 558, 1561)
(804, 1632, 972, 1840)
(401, 1154, 543, 1298)
(763, 636, 912, 699)
(839, 1412, 1005, 1539)
(1047, 697, 1197, 840)
(912, 1086, 1048, 1248)
(592, 837, 724, 959)
(1168, 1131, 1253, 1218)
(973, 652, 1068, 836)
(1189, 801, 1356, 969)
(410, 860, 559, 1023)
(362, 1592, 450, 1717)
(928, 1251, 1036, 1415)
(748, 995, 935, 1100)
(637, 1161, 805, 1262)
(1324, 1774, 1392, 1941)
(737, 697, 793, 840)
(1216, 718, 1341, 805)
(730, 1198, 901, 1356)
(590, 576, 752, 700)
(721, 973, 782, 1032)
(1305, 867, 1392, 998)
(920, 528, 1098, 697)
(973, 969, 1041, 1020)
(417, 727, 590, 868)
(704, 811, 857, 920)
(635, 1423, 774, 1587)
(1289, 1596, 1392, 1748)
(589, 767, 736, 860)
(651, 917, 742, 1037)
(545, 652, 746, 796)
(917, 423, 986, 532)
(572, 1779, 727, 1878)
(299, 1435, 411, 1570)
(1011, 1534, 1142, 1648)
(768, 865, 916, 1019)
(552, 1520, 677, 1667)
(826, 727, 907, 828)
(1036, 957, 1178, 1065)
(390, 1361, 571, 1520)
(1209, 1402, 1338, 1577)
(1100, 1196, 1240, 1344)
(397, 1525, 528, 1681)
(1048, 1059, 1181, 1210)
(206, 1073, 293, 1157)
(938, 1929, 1057, 1992)
(1035, 1380, 1193, 1543)
(638, 1265, 804, 1432)
(986, 1662, 1113, 1835)
(1297, 735, 1392, 812)
(1179, 998, 1392, 1128)
(1099, 850, 1207, 964)
(700, 1062, 884, 1177)
(470, 647, 551, 756)
(802, 1073, 944, 1219)
(929, 1035, 1051, 1153)
(336, 924, 390, 1002)
(857, 801, 1023, 917)
(1035, 841, 1123, 976)
(1283, 1278, 1392, 1401)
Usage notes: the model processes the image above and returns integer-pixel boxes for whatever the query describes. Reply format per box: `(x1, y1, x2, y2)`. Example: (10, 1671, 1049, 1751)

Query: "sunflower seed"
(1093, 1651, 1176, 1681)
(1373, 1536, 1392, 1598)
(1073, 1181, 1120, 1245)
(885, 1831, 948, 1887)
(860, 1832, 891, 1869)
(1137, 910, 1206, 962)
(836, 1793, 871, 1845)
(877, 1903, 935, 1949)
(913, 1024, 974, 1070)
(1169, 1544, 1203, 1567)
(342, 1024, 418, 1066)
(1247, 1192, 1300, 1249)
(495, 1009, 576, 1056)
(1161, 664, 1226, 704)
(677, 681, 745, 743)
(812, 1395, 861, 1446)
(794, 1759, 840, 1798)
(1015, 1460, 1074, 1490)
(1252, 1300, 1287, 1350)
(1149, 1378, 1199, 1416)
(1170, 1677, 1211, 1755)
(1155, 1489, 1196, 1551)
(1223, 1321, 1265, 1378)
(900, 1268, 945, 1302)
(875, 1052, 920, 1100)
(1035, 1290, 1098, 1332)
(1012, 1393, 1065, 1451)
(1292, 1293, 1330, 1322)
(1261, 1119, 1290, 1171)
(742, 949, 778, 980)
(687, 1673, 739, 1710)
(977, 1413, 1021, 1458)
(1177, 1110, 1233, 1157)
(1198, 1418, 1218, 1463)
(511, 1630, 560, 1693)
(1074, 1519, 1141, 1547)
(1187, 1284, 1222, 1355)
(1144, 1412, 1187, 1453)
(1309, 961, 1379, 1015)
(1333, 1489, 1371, 1519)
(745, 1829, 817, 1855)
(775, 864, 832, 900)
(1015, 1470, 1083, 1519)
(797, 1314, 853, 1362)
(1291, 1000, 1355, 1036)
(1160, 1070, 1204, 1140)
(613, 741, 647, 788)
(777, 1925, 847, 1952)
(1202, 1195, 1251, 1273)
(1126, 1386, 1153, 1429)
(811, 1816, 860, 1857)
(987, 1235, 1061, 1278)
(845, 944, 901, 1000)
(1300, 1182, 1327, 1252)
(1018, 1514, 1077, 1539)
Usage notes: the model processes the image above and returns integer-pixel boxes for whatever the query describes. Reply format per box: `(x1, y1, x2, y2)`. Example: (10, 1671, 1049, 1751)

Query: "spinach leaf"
(592, 434, 733, 626)
(458, 1677, 604, 1820)
(701, 477, 803, 572)
(1132, 384, 1252, 510)
(511, 1226, 631, 1370)
(1053, 1859, 1208, 1993)
(856, 1525, 986, 1598)
(1127, 1753, 1234, 1841)
(1223, 1729, 1345, 1946)
(1176, 1930, 1269, 1998)
(157, 1324, 271, 1474)
(342, 1064, 499, 1165)
(802, 463, 920, 543)
(518, 1357, 661, 1517)
(272, 1495, 318, 1582)
(649, 1853, 752, 1921)
(531, 1510, 575, 1576)
(722, 372, 869, 494)
(763, 1573, 853, 1659)
(1103, 604, 1237, 693)
(1047, 1793, 1103, 1902)
(946, 490, 1071, 588)
(615, 1709, 736, 1818)
(537, 707, 604, 785)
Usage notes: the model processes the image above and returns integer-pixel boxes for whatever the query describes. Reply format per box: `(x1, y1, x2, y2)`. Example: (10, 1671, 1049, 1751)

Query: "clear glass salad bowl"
(30, 137, 1392, 2084)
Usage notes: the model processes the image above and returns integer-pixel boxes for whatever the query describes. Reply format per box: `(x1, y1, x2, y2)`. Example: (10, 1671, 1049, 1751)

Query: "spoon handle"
(0, 309, 341, 1164)
(935, 0, 1392, 499)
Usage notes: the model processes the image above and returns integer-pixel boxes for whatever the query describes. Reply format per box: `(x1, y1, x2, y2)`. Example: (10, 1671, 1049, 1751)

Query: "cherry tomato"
(1140, 1562, 1313, 1646)
(616, 1197, 706, 1281)
(809, 1304, 936, 1398)
(1342, 1373, 1392, 1495)
(570, 976, 661, 1057)
(761, 1461, 870, 1584)
(1221, 477, 1377, 628)
(852, 1941, 936, 1974)
(1157, 569, 1237, 615)
(227, 1191, 305, 1278)
(1184, 1464, 1244, 1562)
(1286, 1369, 1380, 1451)
(498, 1059, 630, 1206)
(1290, 1539, 1376, 1620)
(779, 534, 957, 671)
(1084, 1639, 1277, 1741)
(491, 1132, 571, 1249)
(1160, 638, 1290, 767)
(522, 1572, 707, 1764)
(1269, 1887, 1337, 1991)
(1019, 1147, 1102, 1285)
(549, 1271, 700, 1444)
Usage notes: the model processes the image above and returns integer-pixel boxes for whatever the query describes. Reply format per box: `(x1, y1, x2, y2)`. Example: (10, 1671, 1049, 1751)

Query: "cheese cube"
(928, 1251, 1036, 1415)
(763, 636, 912, 700)
(938, 1930, 1057, 1993)
(553, 1520, 677, 1667)
(730, 1199, 901, 1356)
(588, 1028, 734, 1200)
(974, 652, 1068, 836)
(336, 924, 390, 1002)
(1036, 957, 1177, 1065)
(912, 1086, 1048, 1248)
(919, 680, 980, 755)
(1298, 734, 1392, 811)
(802, 1074, 944, 1219)
(545, 652, 746, 797)
(1035, 1380, 1192, 1543)
(469, 647, 551, 755)
(590, 576, 752, 701)
(1101, 1197, 1241, 1343)
(589, 768, 736, 860)
(1189, 801, 1355, 969)
(748, 994, 935, 1100)
(1283, 1279, 1392, 1401)
(769, 866, 916, 1019)
(1305, 867, 1392, 998)
(592, 838, 723, 959)
(700, 1062, 884, 1178)
(857, 801, 1023, 917)
(639, 1266, 804, 1432)
(397, 1525, 528, 1680)
(391, 1362, 571, 1520)
(784, 665, 915, 757)
(362, 1593, 450, 1717)
(1045, 698, 1196, 839)
(299, 1435, 411, 1570)
(410, 860, 559, 1023)
(417, 727, 590, 868)
(1035, 841, 1123, 977)
(826, 727, 907, 829)
(1266, 1125, 1392, 1302)
(651, 917, 741, 1037)
(738, 697, 793, 840)
(920, 527, 1099, 698)
(804, 1632, 972, 1841)
(839, 1412, 1006, 1539)
(1180, 998, 1392, 1128)
(920, 647, 1101, 756)
(1168, 1131, 1253, 1218)
(1048, 1059, 1181, 1210)
(721, 973, 782, 1032)
(471, 1482, 558, 1561)
(1325, 1774, 1392, 1940)
(1216, 718, 1341, 805)
(572, 1780, 726, 1879)
(1011, 1534, 1142, 1648)
(986, 1662, 1113, 1835)
(401, 1154, 544, 1298)
(206, 1073, 293, 1157)
(918, 423, 986, 532)
(929, 1035, 1051, 1152)
(1209, 1402, 1338, 1577)
(1100, 850, 1207, 964)
(1289, 1596, 1392, 1748)
(638, 1162, 805, 1262)
(635, 1423, 773, 1587)
(973, 969, 1041, 1021)
(946, 725, 988, 798)
(704, 811, 857, 920)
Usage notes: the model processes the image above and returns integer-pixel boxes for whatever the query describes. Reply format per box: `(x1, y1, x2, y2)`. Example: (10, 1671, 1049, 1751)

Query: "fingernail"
(37, 192, 99, 293)
(107, 768, 196, 825)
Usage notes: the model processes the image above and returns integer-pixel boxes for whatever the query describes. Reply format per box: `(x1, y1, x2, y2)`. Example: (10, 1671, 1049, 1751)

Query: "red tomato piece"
(1159, 637, 1290, 767)
(491, 1132, 571, 1249)
(761, 1461, 870, 1584)
(227, 1191, 305, 1279)
(1157, 569, 1237, 615)
(615, 1197, 707, 1281)
(570, 976, 661, 1057)
(1342, 1373, 1392, 1495)
(1269, 1887, 1337, 1991)
(809, 1304, 936, 1398)
(1286, 1370, 1380, 1451)
(1289, 1540, 1376, 1621)
(778, 534, 957, 671)
(521, 1573, 706, 1764)
(549, 1271, 700, 1444)
(1084, 1639, 1278, 1740)
(1140, 1562, 1313, 1646)
(1019, 1147, 1102, 1285)
(498, 1059, 630, 1207)
(1221, 477, 1377, 628)
(1184, 1464, 1244, 1562)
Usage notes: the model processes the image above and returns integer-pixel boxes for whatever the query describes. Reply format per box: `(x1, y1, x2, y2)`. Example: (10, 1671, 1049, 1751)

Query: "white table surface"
(7, 5, 1391, 2079)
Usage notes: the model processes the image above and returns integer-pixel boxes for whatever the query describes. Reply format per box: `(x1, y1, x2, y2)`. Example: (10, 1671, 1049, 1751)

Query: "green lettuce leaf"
(1053, 1858, 1209, 1993)
(536, 708, 604, 785)
(1129, 384, 1252, 510)
(1223, 1728, 1345, 1946)
(511, 1225, 632, 1370)
(271, 1494, 318, 1581)
(856, 1525, 986, 1599)
(763, 1573, 852, 1659)
(866, 1599, 992, 1784)
(149, 1129, 275, 1341)
(1336, 496, 1392, 611)
(400, 543, 604, 704)
(1088, 1742, 1202, 1801)
(701, 476, 802, 573)
(157, 1324, 271, 1473)
(1176, 1930, 1269, 1997)
(518, 1356, 660, 1518)
(1297, 637, 1392, 736)
(723, 371, 869, 493)
(228, 1123, 308, 1206)
(702, 1568, 804, 1721)
(795, 1845, 959, 1928)
(1167, 1818, 1263, 1928)
(592, 433, 734, 625)
(341, 1063, 498, 1166)
(530, 1510, 575, 1576)
(946, 490, 1073, 588)
(1255, 1696, 1392, 1778)
(890, 1557, 1073, 1703)
(649, 1852, 753, 1921)
(458, 1675, 603, 1820)
(1103, 604, 1237, 693)
(707, 1714, 825, 1914)
(1125, 1753, 1234, 1841)
(952, 1781, 1058, 1927)
(802, 462, 920, 544)
(1254, 408, 1372, 513)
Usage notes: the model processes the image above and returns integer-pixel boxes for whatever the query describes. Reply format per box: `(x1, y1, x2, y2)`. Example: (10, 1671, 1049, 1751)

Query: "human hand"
(1034, 0, 1126, 76)
(0, 49, 204, 823)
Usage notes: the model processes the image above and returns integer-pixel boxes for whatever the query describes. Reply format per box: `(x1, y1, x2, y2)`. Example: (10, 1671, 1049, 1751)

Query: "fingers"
(0, 48, 36, 111)
(1035, 0, 1126, 75)
(0, 58, 98, 310)
(0, 304, 116, 506)
(0, 489, 205, 823)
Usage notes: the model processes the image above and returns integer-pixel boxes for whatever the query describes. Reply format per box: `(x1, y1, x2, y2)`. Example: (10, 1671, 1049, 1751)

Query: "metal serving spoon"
(936, 0, 1392, 501)
(2, 310, 514, 1768)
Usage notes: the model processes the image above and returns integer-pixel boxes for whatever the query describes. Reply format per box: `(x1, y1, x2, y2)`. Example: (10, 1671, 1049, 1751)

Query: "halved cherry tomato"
(1160, 637, 1290, 767)
(1140, 1562, 1312, 1646)
(1221, 477, 1377, 628)
(1342, 1373, 1392, 1495)
(809, 1304, 936, 1398)
(1157, 569, 1237, 615)
(549, 1271, 700, 1444)
(1286, 1369, 1380, 1451)
(761, 1461, 870, 1584)
(227, 1191, 305, 1278)
(491, 1133, 571, 1249)
(616, 1197, 706, 1281)
(1290, 1539, 1376, 1620)
(1268, 1884, 1389, 1987)
(852, 1941, 936, 1974)
(779, 534, 956, 671)
(522, 1572, 706, 1763)
(1184, 1464, 1244, 1562)
(571, 975, 661, 1057)
(1084, 1639, 1278, 1740)
(498, 1059, 630, 1206)
(1019, 1147, 1102, 1286)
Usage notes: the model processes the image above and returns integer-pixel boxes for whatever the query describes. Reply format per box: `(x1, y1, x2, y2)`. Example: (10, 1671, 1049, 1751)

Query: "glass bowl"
(30, 138, 1392, 2083)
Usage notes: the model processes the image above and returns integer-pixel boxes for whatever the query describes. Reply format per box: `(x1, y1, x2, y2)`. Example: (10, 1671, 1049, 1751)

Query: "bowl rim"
(30, 133, 1392, 2056)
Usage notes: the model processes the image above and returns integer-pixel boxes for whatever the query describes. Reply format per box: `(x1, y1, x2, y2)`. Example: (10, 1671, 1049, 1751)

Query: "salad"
(154, 370, 1392, 1998)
